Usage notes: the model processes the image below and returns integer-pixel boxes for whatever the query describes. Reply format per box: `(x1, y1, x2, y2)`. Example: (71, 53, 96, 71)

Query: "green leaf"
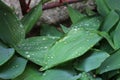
(60, 24, 70, 33)
(21, 2, 42, 33)
(97, 31, 115, 49)
(78, 72, 97, 80)
(15, 36, 58, 66)
(113, 21, 120, 49)
(85, 8, 96, 16)
(74, 51, 109, 72)
(67, 6, 86, 24)
(117, 77, 120, 80)
(0, 56, 27, 79)
(105, 0, 120, 11)
(78, 72, 90, 80)
(98, 49, 120, 74)
(96, 0, 110, 16)
(0, 42, 15, 66)
(40, 24, 63, 37)
(0, 1, 25, 46)
(71, 16, 101, 30)
(41, 27, 101, 70)
(40, 69, 78, 80)
(102, 10, 119, 32)
(100, 40, 114, 54)
(13, 65, 42, 80)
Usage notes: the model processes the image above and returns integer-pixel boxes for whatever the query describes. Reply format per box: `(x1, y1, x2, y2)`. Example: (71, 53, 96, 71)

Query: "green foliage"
(74, 51, 109, 72)
(41, 27, 101, 70)
(0, 42, 15, 66)
(0, 56, 27, 79)
(0, 0, 25, 46)
(13, 65, 42, 80)
(21, 2, 42, 34)
(15, 36, 58, 66)
(0, 0, 120, 80)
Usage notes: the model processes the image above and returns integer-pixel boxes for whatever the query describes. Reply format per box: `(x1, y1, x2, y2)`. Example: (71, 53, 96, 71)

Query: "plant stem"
(19, 0, 82, 15)
(19, 0, 31, 15)
(42, 0, 81, 10)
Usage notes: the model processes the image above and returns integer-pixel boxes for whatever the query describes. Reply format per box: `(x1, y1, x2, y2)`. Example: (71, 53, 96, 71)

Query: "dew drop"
(25, 51, 29, 54)
(86, 40, 89, 42)
(43, 73, 46, 76)
(42, 38, 46, 40)
(51, 56, 53, 59)
(44, 46, 48, 49)
(20, 24, 23, 28)
(27, 55, 30, 58)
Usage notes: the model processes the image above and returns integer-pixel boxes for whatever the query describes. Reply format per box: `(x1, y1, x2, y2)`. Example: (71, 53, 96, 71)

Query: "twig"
(42, 0, 81, 10)
(19, 0, 82, 15)
(19, 0, 31, 15)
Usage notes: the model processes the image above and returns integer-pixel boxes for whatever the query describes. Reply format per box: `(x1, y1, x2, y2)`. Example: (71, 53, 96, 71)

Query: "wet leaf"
(41, 27, 101, 70)
(72, 16, 101, 30)
(15, 36, 58, 66)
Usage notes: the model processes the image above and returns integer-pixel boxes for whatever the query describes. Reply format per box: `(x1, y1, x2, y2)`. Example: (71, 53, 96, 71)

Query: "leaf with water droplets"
(98, 49, 120, 74)
(0, 42, 15, 66)
(15, 36, 58, 66)
(0, 1, 25, 46)
(0, 56, 27, 79)
(41, 27, 101, 70)
(74, 51, 109, 72)
(71, 16, 102, 30)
